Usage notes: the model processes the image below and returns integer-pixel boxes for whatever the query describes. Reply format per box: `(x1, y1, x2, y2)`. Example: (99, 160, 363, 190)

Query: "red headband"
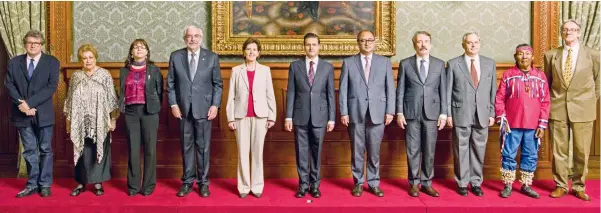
(516, 46, 533, 54)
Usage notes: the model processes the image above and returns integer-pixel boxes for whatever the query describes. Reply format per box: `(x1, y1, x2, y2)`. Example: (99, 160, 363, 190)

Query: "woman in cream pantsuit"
(226, 38, 276, 198)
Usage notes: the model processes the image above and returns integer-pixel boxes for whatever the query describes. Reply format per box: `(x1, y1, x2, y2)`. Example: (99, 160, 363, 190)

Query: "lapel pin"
(202, 58, 205, 61)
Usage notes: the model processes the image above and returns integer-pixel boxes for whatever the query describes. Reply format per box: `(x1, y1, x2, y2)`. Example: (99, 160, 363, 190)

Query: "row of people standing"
(5, 19, 597, 201)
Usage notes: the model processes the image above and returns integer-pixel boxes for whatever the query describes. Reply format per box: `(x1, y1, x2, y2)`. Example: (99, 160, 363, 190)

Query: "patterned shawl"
(64, 68, 118, 164)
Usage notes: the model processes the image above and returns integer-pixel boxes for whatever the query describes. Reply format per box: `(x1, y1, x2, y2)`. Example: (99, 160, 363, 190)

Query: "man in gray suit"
(167, 25, 223, 197)
(285, 33, 336, 198)
(340, 30, 395, 197)
(396, 31, 446, 197)
(446, 31, 496, 197)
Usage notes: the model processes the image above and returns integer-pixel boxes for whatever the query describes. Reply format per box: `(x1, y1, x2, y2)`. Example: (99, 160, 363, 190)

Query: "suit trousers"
(405, 107, 438, 187)
(180, 107, 212, 186)
(349, 111, 385, 188)
(294, 120, 326, 190)
(18, 124, 53, 188)
(235, 117, 267, 194)
(124, 104, 158, 193)
(453, 112, 488, 187)
(550, 119, 593, 192)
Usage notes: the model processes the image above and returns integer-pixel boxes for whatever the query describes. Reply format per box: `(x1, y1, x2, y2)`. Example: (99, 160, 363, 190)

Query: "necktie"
(28, 59, 35, 80)
(419, 59, 426, 83)
(308, 61, 315, 86)
(364, 56, 370, 83)
(563, 48, 573, 86)
(190, 53, 197, 81)
(470, 59, 479, 87)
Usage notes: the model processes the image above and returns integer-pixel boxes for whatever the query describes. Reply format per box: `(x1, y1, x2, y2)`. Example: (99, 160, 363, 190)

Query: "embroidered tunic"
(495, 66, 550, 130)
(64, 68, 119, 164)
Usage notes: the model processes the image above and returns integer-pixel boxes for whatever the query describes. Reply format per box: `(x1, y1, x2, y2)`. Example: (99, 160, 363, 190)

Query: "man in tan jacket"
(544, 19, 600, 201)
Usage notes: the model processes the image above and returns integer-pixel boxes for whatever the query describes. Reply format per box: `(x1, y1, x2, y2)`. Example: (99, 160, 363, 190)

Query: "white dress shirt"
(464, 54, 481, 81)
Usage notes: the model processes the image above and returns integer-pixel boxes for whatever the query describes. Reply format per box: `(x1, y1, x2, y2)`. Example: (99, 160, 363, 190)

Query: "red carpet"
(0, 178, 598, 213)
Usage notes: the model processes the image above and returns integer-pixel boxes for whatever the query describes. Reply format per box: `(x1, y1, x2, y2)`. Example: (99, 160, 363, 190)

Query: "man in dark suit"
(339, 30, 395, 197)
(446, 31, 497, 197)
(5, 30, 60, 198)
(285, 33, 335, 198)
(396, 31, 446, 197)
(167, 25, 223, 197)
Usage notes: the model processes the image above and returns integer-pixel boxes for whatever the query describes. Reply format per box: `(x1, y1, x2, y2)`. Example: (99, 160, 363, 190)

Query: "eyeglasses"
(133, 46, 147, 50)
(358, 39, 376, 44)
(25, 42, 42, 46)
(185, 34, 201, 39)
(562, 28, 579, 33)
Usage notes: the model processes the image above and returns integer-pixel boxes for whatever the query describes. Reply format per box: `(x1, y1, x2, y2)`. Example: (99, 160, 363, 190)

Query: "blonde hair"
(77, 44, 98, 61)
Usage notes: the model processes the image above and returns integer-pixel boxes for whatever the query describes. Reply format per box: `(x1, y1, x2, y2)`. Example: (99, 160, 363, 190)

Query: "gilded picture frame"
(211, 1, 396, 56)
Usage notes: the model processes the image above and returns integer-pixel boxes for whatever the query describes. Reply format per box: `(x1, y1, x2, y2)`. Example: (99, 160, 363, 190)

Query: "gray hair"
(182, 25, 203, 39)
(412, 31, 431, 44)
(22, 30, 45, 45)
(561, 19, 581, 30)
(462, 31, 480, 43)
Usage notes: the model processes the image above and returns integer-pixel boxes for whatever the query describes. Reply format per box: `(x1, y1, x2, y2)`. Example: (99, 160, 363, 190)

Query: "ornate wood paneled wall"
(1, 2, 596, 179)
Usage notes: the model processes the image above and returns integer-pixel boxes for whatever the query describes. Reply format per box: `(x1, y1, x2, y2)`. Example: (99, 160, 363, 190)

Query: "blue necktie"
(28, 59, 35, 80)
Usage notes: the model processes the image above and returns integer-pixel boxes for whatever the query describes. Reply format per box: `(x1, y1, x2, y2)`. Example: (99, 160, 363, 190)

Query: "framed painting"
(211, 1, 396, 56)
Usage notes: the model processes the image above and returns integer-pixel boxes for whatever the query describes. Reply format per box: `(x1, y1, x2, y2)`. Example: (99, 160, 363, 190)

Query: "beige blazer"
(226, 62, 277, 122)
(544, 45, 600, 122)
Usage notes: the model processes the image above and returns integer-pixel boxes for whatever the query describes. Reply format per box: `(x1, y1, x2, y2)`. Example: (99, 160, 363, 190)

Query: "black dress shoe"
(351, 185, 363, 197)
(199, 185, 210, 197)
(471, 186, 483, 196)
(71, 186, 85, 196)
(309, 188, 321, 198)
(177, 184, 192, 197)
(142, 190, 154, 196)
(128, 190, 138, 196)
(295, 188, 307, 198)
(369, 187, 384, 197)
(94, 186, 105, 196)
(40, 187, 52, 197)
(457, 187, 468, 196)
(16, 187, 38, 198)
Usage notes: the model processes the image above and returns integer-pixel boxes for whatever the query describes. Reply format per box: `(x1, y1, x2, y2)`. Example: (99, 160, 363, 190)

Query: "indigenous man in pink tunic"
(495, 44, 550, 199)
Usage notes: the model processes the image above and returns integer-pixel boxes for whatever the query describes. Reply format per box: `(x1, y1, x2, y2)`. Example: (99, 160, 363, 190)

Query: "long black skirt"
(74, 135, 111, 184)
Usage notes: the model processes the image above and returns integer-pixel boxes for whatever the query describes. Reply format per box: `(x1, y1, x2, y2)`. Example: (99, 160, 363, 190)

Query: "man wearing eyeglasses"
(339, 30, 395, 197)
(545, 19, 599, 201)
(167, 25, 223, 197)
(5, 30, 60, 198)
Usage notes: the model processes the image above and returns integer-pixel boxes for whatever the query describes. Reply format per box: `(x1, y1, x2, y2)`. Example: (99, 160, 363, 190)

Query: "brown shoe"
(549, 187, 567, 198)
(573, 191, 590, 201)
(408, 185, 419, 197)
(421, 186, 440, 197)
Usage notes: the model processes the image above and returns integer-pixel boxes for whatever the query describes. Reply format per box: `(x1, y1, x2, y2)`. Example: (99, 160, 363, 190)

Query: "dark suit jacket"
(167, 48, 223, 119)
(119, 64, 164, 114)
(396, 55, 447, 120)
(285, 58, 335, 127)
(4, 53, 60, 127)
